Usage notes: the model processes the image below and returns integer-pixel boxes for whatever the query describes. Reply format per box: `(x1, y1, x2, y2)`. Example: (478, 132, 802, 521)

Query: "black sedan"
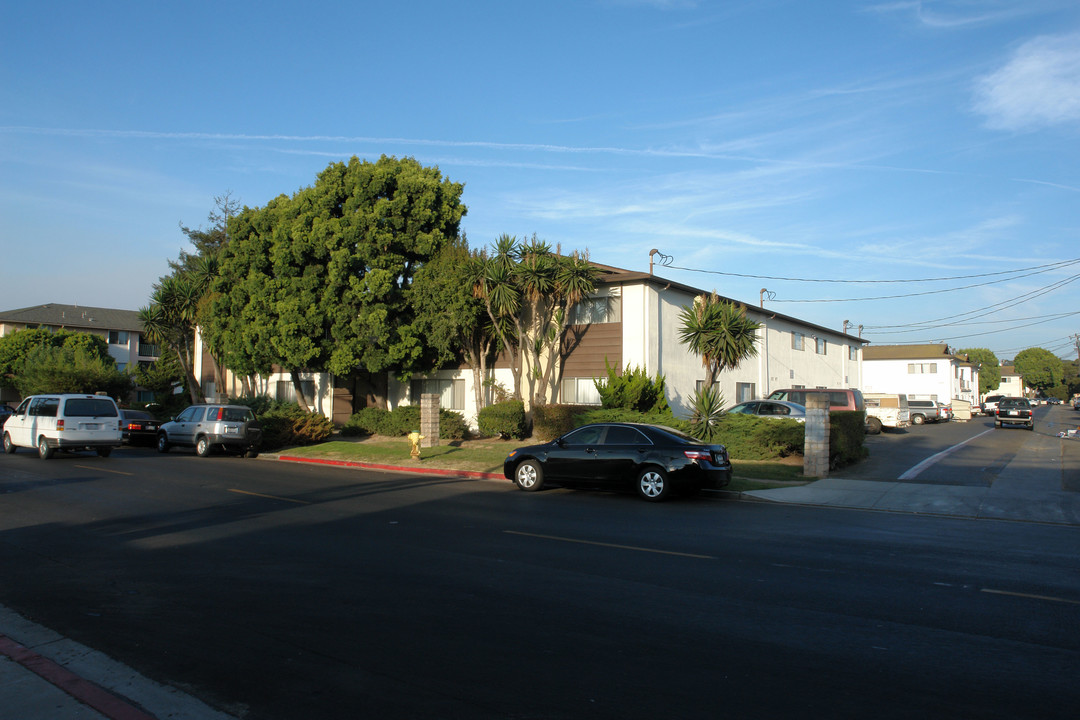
(119, 409, 162, 446)
(503, 422, 732, 502)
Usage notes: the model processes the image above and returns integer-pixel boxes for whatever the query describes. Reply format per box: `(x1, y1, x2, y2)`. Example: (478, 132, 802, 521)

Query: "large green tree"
(0, 328, 117, 391)
(1014, 347, 1064, 393)
(14, 342, 132, 398)
(678, 293, 761, 387)
(208, 155, 466, 410)
(958, 347, 1000, 395)
(409, 239, 500, 412)
(472, 234, 599, 405)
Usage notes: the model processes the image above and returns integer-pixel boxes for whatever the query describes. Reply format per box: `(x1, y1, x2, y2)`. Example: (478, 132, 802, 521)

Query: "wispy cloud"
(865, 1, 1050, 29)
(973, 32, 1080, 130)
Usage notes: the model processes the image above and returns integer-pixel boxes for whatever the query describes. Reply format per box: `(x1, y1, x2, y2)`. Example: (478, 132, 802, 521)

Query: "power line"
(866, 310, 1080, 335)
(769, 269, 1080, 303)
(665, 255, 1080, 284)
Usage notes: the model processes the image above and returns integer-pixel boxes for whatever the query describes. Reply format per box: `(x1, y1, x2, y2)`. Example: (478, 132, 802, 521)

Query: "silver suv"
(2, 394, 122, 459)
(157, 404, 262, 458)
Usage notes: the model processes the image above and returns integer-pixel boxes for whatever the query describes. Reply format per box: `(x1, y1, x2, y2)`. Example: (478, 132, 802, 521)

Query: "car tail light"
(684, 449, 711, 462)
(57, 419, 65, 432)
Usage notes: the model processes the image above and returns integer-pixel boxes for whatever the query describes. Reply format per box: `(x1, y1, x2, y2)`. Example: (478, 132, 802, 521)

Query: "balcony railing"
(138, 343, 160, 358)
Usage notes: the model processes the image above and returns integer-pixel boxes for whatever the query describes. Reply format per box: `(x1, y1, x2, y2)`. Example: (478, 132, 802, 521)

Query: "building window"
(116, 362, 127, 372)
(568, 295, 621, 325)
(907, 363, 938, 374)
(792, 332, 804, 350)
(562, 377, 602, 405)
(736, 382, 755, 402)
(848, 346, 858, 361)
(411, 378, 466, 411)
(816, 337, 827, 355)
(277, 379, 316, 405)
(109, 330, 129, 345)
(137, 390, 155, 403)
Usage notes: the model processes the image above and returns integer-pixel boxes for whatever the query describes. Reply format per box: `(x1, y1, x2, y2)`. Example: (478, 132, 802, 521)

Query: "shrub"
(712, 414, 804, 460)
(532, 403, 593, 441)
(382, 405, 421, 436)
(477, 400, 528, 439)
(574, 408, 692, 435)
(260, 404, 334, 450)
(688, 385, 725, 442)
(230, 395, 279, 416)
(439, 409, 470, 440)
(341, 407, 391, 437)
(594, 360, 670, 413)
(829, 410, 866, 468)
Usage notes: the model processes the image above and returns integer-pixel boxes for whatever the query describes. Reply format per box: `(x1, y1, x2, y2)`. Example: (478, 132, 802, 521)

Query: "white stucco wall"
(863, 359, 954, 401)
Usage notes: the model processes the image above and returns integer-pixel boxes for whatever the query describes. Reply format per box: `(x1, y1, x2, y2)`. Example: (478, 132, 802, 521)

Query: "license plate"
(83, 423, 101, 430)
(1008, 411, 1018, 416)
(225, 426, 237, 434)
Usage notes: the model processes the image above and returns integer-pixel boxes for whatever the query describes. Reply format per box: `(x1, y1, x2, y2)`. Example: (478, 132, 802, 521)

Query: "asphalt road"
(1, 441, 1079, 719)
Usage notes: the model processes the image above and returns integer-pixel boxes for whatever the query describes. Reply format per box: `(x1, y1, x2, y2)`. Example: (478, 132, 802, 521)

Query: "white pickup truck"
(864, 393, 910, 434)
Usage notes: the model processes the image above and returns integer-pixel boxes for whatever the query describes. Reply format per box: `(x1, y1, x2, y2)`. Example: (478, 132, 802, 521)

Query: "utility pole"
(1073, 333, 1080, 361)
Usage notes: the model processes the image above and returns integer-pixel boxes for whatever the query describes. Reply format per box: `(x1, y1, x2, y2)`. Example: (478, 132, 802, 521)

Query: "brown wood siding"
(332, 379, 353, 426)
(561, 322, 622, 377)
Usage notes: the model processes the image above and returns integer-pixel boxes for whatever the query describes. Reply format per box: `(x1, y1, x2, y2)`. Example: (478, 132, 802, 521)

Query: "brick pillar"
(420, 393, 439, 448)
(803, 395, 830, 478)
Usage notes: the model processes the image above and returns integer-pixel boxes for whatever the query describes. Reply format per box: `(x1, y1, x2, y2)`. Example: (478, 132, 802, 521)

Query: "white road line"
(898, 429, 995, 480)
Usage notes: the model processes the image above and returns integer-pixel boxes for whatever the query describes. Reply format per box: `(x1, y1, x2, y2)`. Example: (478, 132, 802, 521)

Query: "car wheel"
(866, 417, 883, 435)
(2, 433, 14, 454)
(514, 460, 544, 491)
(636, 466, 671, 502)
(1027, 423, 1034, 431)
(995, 421, 1002, 428)
(156, 433, 170, 453)
(196, 436, 212, 457)
(37, 437, 54, 460)
(911, 414, 925, 425)
(244, 448, 259, 459)
(96, 447, 112, 458)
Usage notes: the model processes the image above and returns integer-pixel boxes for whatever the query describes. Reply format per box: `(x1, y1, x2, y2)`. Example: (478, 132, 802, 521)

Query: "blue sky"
(3, 0, 1079, 361)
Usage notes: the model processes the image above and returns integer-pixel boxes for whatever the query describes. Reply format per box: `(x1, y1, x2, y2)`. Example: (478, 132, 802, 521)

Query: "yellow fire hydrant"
(408, 431, 424, 460)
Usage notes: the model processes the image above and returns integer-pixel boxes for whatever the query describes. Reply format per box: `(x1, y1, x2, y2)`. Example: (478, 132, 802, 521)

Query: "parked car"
(157, 404, 262, 457)
(936, 401, 953, 421)
(119, 409, 162, 446)
(994, 397, 1034, 430)
(725, 400, 806, 422)
(907, 400, 942, 425)
(766, 388, 864, 412)
(2, 394, 122, 459)
(863, 393, 910, 434)
(0, 405, 13, 427)
(981, 395, 1005, 416)
(503, 422, 732, 502)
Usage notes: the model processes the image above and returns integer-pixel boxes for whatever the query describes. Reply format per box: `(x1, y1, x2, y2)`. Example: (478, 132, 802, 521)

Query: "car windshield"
(999, 399, 1029, 408)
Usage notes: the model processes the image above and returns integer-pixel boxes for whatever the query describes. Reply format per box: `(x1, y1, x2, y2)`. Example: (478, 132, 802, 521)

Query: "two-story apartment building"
(861, 344, 980, 405)
(0, 304, 160, 404)
(997, 365, 1026, 398)
(210, 263, 866, 426)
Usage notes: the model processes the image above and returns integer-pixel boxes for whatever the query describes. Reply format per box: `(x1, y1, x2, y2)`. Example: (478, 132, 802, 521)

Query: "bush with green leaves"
(829, 411, 866, 468)
(574, 408, 692, 435)
(15, 344, 133, 398)
(259, 404, 334, 450)
(594, 360, 669, 413)
(711, 414, 804, 460)
(341, 407, 392, 436)
(477, 399, 528, 439)
(688, 384, 725, 442)
(532, 403, 594, 441)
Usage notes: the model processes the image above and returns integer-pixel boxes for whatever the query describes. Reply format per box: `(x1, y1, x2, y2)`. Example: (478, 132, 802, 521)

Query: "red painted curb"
(276, 454, 505, 480)
(0, 635, 157, 720)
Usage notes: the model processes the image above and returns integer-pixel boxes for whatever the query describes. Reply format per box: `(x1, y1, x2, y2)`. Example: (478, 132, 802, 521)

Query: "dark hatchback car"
(119, 409, 161, 446)
(503, 422, 732, 502)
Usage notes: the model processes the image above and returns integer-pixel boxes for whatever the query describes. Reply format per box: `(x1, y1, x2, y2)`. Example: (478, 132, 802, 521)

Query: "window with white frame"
(411, 378, 466, 410)
(277, 379, 316, 404)
(736, 382, 755, 402)
(562, 377, 602, 405)
(568, 295, 622, 325)
(907, 363, 938, 374)
(108, 330, 129, 345)
(792, 332, 805, 350)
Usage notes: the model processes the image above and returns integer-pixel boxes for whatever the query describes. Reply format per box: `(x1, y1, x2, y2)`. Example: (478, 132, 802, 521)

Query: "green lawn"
(276, 436, 812, 490)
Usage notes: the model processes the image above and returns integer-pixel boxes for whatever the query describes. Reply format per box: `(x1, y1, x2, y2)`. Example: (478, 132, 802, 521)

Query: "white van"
(2, 394, 122, 459)
(863, 393, 910, 434)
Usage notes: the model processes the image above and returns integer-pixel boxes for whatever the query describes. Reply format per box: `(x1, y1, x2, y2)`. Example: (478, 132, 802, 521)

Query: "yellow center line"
(228, 489, 311, 505)
(504, 530, 715, 559)
(982, 588, 1080, 605)
(74, 464, 134, 477)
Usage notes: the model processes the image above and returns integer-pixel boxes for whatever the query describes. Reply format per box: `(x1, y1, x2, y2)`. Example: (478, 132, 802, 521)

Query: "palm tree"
(678, 292, 761, 388)
(139, 274, 205, 404)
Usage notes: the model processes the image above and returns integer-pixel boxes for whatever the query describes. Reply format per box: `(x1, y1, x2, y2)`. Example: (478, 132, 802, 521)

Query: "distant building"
(862, 344, 979, 404)
(997, 364, 1026, 398)
(0, 304, 160, 405)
